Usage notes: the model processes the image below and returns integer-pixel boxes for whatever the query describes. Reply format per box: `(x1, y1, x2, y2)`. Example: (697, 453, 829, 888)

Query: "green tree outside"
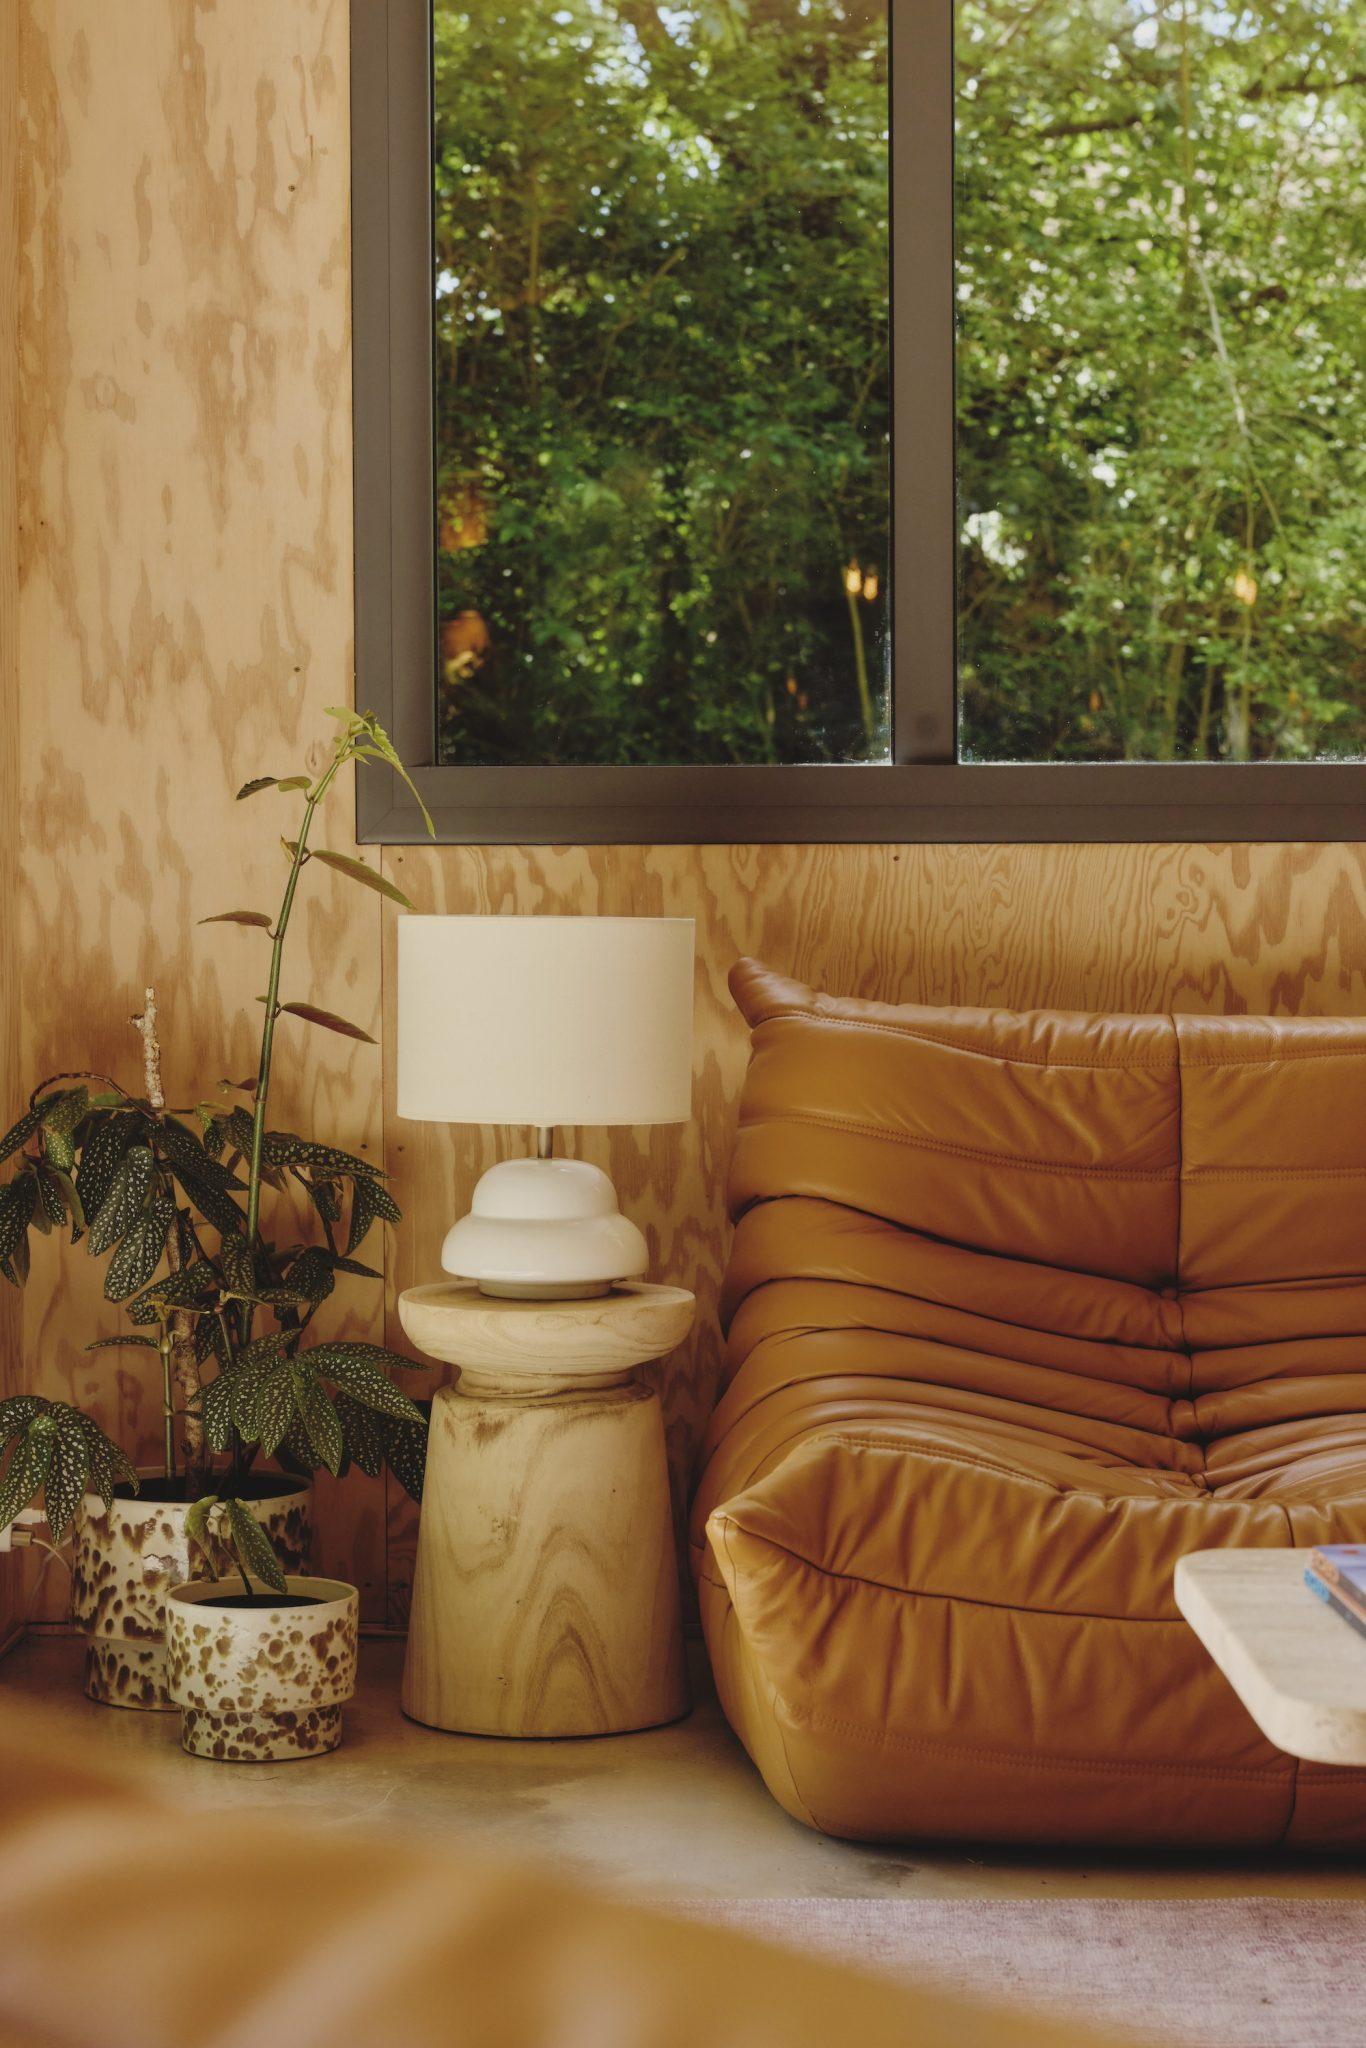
(432, 0, 1364, 768)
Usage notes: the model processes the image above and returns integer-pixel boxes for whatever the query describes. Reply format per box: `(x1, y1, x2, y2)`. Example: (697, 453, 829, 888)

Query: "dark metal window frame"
(351, 0, 1365, 844)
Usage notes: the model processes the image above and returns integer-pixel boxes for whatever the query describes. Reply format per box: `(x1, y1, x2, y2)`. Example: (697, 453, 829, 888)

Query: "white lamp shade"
(397, 916, 694, 1128)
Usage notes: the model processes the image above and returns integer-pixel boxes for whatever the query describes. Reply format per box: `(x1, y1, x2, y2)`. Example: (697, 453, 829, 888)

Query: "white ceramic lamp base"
(441, 1156, 648, 1300)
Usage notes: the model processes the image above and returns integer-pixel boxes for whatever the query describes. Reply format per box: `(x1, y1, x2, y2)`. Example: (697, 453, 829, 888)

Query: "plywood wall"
(12, 3, 1366, 1632)
(376, 841, 1366, 1621)
(16, 0, 389, 1621)
(1, 0, 24, 1650)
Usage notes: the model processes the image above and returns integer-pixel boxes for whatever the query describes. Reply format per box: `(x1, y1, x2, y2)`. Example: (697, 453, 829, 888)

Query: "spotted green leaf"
(75, 1112, 144, 1227)
(104, 1185, 175, 1302)
(306, 1342, 426, 1425)
(224, 1497, 287, 1594)
(40, 1090, 89, 1173)
(333, 1391, 387, 1478)
(289, 1366, 343, 1476)
(87, 1144, 154, 1256)
(0, 1426, 52, 1531)
(42, 1411, 91, 1542)
(77, 1413, 137, 1510)
(346, 1173, 402, 1255)
(0, 1174, 37, 1272)
(385, 1414, 428, 1502)
(0, 1101, 49, 1166)
(199, 1375, 235, 1453)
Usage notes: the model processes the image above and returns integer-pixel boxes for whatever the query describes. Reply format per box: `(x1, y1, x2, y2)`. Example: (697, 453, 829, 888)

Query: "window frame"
(350, 0, 1366, 844)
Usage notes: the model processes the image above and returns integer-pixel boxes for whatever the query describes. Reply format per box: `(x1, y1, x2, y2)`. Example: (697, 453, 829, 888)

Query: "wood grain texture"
(398, 1280, 696, 1392)
(403, 1378, 689, 1736)
(16, 0, 389, 1622)
(380, 842, 1366, 1623)
(0, 0, 23, 1650)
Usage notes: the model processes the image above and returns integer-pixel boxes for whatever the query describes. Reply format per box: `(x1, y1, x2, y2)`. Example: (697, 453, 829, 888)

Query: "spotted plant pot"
(70, 1478, 312, 1712)
(166, 1576, 359, 1762)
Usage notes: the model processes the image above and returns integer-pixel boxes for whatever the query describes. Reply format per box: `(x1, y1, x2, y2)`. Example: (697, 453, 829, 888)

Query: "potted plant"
(0, 709, 432, 1715)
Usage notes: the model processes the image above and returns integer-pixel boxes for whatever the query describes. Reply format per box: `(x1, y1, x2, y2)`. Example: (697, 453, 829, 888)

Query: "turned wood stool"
(399, 1279, 694, 1738)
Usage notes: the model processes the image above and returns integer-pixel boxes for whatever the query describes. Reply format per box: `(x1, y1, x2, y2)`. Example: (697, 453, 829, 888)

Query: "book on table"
(1305, 1545, 1366, 1647)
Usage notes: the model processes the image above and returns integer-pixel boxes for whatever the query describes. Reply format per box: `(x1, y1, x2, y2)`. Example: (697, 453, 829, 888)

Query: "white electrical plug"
(0, 1507, 50, 1553)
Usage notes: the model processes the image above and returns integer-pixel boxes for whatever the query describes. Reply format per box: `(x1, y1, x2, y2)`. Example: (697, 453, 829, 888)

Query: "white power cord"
(2, 1511, 75, 1628)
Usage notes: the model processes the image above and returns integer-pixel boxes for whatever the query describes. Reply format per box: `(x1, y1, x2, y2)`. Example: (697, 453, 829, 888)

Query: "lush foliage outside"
(433, 0, 890, 766)
(959, 0, 1365, 762)
(433, 0, 1363, 768)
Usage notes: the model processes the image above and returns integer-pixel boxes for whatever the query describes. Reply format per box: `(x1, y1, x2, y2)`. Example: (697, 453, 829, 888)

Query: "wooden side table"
(399, 1279, 695, 1738)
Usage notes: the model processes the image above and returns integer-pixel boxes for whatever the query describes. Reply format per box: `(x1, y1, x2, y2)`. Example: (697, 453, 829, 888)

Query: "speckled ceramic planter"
(166, 1576, 359, 1762)
(70, 1477, 312, 1712)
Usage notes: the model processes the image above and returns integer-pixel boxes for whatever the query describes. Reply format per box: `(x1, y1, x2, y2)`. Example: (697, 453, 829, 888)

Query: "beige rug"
(681, 1899, 1366, 2047)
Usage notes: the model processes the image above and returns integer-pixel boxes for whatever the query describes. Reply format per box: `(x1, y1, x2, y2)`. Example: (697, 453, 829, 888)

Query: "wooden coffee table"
(1174, 1548, 1366, 1766)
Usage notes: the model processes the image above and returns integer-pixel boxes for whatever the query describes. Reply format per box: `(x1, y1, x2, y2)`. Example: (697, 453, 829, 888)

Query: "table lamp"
(396, 915, 694, 1298)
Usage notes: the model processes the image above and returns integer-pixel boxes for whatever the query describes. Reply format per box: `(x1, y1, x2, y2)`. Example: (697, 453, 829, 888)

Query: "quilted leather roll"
(694, 961, 1366, 1847)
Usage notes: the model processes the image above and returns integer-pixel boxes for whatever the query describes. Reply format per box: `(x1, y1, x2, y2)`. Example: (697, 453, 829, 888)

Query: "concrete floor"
(6, 1631, 1366, 1905)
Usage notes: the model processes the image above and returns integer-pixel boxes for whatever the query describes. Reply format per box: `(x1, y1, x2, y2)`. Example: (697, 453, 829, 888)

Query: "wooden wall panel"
(0, 0, 23, 1650)
(16, 0, 390, 1623)
(379, 841, 1366, 1623)
(14, 2, 1366, 1636)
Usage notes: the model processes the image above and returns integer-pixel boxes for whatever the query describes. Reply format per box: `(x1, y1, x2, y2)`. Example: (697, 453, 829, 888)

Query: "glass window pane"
(432, 0, 890, 768)
(956, 0, 1366, 763)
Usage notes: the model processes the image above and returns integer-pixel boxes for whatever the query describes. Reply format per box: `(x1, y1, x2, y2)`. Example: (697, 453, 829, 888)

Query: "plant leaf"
(0, 1394, 44, 1441)
(198, 910, 274, 930)
(87, 1144, 155, 1256)
(154, 1116, 246, 1193)
(0, 1173, 38, 1269)
(255, 1368, 298, 1458)
(227, 1334, 289, 1438)
(337, 710, 435, 838)
(85, 1333, 159, 1351)
(236, 775, 282, 800)
(333, 1391, 387, 1478)
(385, 1413, 429, 1502)
(346, 1173, 402, 1254)
(0, 1425, 53, 1531)
(277, 1003, 377, 1045)
(301, 847, 414, 909)
(305, 1342, 426, 1425)
(185, 1492, 220, 1565)
(43, 1411, 91, 1542)
(104, 1184, 175, 1301)
(289, 1366, 344, 1475)
(263, 1129, 383, 1177)
(76, 1413, 137, 1510)
(75, 1111, 144, 1226)
(125, 1260, 216, 1325)
(307, 1177, 342, 1226)
(281, 1245, 335, 1305)
(39, 1089, 89, 1173)
(224, 1497, 288, 1593)
(0, 1101, 49, 1166)
(199, 1375, 235, 1453)
(218, 1232, 260, 1299)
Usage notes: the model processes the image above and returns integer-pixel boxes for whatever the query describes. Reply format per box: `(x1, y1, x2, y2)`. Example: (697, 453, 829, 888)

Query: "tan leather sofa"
(0, 1702, 1122, 2048)
(692, 961, 1366, 1848)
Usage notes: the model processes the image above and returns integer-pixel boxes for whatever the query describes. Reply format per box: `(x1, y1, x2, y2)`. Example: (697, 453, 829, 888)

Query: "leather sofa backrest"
(723, 961, 1366, 1446)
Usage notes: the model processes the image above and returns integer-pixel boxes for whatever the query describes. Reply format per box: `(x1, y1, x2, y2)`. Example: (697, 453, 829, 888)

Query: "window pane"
(432, 0, 890, 767)
(956, 0, 1366, 763)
